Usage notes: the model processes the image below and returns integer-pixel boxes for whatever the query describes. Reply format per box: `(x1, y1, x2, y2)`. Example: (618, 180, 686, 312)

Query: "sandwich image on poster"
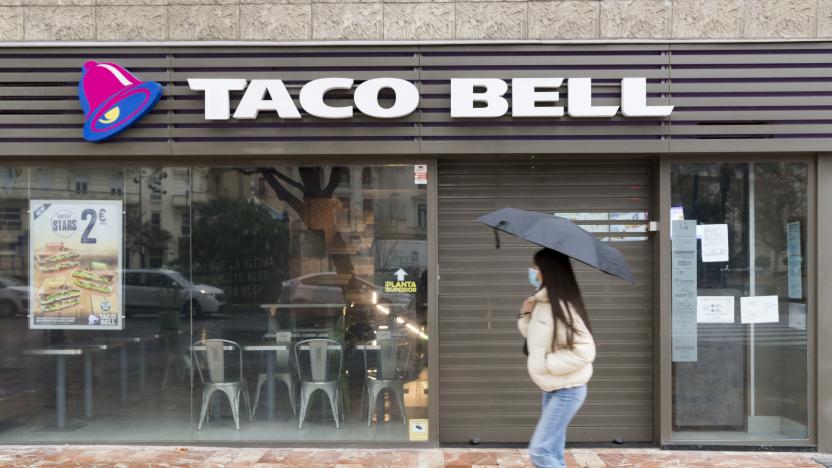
(29, 200, 123, 330)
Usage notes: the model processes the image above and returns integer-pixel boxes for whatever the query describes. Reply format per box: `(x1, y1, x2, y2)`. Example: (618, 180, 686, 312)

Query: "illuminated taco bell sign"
(79, 61, 163, 142)
(187, 77, 673, 120)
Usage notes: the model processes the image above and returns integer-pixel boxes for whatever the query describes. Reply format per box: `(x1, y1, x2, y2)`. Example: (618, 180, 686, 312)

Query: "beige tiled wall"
(0, 0, 828, 41)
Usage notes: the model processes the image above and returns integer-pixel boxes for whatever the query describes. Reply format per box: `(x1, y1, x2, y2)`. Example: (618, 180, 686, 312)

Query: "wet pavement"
(0, 445, 823, 467)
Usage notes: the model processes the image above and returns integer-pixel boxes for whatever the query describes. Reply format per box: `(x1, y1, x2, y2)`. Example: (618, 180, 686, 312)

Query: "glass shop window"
(670, 162, 809, 442)
(0, 163, 430, 444)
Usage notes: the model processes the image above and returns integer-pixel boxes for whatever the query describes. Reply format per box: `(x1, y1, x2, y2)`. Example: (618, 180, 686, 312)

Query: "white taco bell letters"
(450, 77, 673, 118)
(187, 76, 672, 120)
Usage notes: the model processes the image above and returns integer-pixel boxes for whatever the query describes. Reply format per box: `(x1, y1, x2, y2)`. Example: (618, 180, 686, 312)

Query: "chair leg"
(392, 383, 407, 425)
(325, 388, 340, 429)
(298, 387, 310, 430)
(280, 374, 297, 415)
(252, 374, 266, 419)
(243, 382, 253, 423)
(220, 387, 240, 430)
(198, 387, 218, 431)
(289, 378, 298, 415)
(338, 389, 347, 422)
(367, 384, 382, 427)
(359, 380, 367, 421)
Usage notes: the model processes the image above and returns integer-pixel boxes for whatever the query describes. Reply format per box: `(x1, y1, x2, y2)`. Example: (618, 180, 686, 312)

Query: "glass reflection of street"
(0, 164, 429, 443)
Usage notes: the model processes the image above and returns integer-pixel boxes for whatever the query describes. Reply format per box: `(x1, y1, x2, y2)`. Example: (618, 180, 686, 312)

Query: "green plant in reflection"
(184, 197, 290, 308)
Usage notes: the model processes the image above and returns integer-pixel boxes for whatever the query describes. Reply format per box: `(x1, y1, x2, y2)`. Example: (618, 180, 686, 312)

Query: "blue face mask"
(528, 267, 541, 290)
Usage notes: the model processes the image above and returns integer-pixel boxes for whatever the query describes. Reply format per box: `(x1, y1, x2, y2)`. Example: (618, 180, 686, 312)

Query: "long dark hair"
(533, 248, 592, 350)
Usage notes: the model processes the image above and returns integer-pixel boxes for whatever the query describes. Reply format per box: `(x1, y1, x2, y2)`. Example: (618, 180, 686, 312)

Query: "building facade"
(0, 0, 830, 454)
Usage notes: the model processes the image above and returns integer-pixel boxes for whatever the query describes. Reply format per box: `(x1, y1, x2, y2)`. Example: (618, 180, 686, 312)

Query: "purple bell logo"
(78, 61, 163, 142)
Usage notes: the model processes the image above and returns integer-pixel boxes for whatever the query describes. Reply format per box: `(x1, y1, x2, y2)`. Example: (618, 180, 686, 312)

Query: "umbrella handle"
(493, 228, 500, 249)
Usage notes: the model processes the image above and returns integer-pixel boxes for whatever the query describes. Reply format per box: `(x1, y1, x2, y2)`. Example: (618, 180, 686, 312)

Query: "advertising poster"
(29, 200, 123, 330)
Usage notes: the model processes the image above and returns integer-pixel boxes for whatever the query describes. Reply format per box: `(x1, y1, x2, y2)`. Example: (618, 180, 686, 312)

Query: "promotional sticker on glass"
(740, 295, 779, 324)
(788, 302, 807, 331)
(696, 296, 735, 323)
(700, 224, 729, 263)
(671, 220, 698, 362)
(29, 200, 123, 330)
(787, 221, 803, 299)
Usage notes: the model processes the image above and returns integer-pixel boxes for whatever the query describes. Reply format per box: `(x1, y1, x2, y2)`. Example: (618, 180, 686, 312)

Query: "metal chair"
(253, 332, 298, 417)
(192, 339, 252, 430)
(361, 336, 411, 426)
(294, 339, 343, 430)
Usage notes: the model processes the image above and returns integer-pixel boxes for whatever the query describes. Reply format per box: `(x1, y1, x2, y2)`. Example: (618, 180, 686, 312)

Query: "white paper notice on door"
(697, 296, 735, 323)
(788, 303, 807, 331)
(740, 295, 779, 324)
(701, 224, 729, 262)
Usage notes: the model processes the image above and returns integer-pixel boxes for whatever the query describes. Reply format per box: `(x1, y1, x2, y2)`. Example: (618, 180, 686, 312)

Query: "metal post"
(56, 355, 66, 430)
(139, 341, 146, 399)
(749, 163, 756, 418)
(120, 345, 128, 402)
(84, 352, 93, 420)
(266, 351, 276, 420)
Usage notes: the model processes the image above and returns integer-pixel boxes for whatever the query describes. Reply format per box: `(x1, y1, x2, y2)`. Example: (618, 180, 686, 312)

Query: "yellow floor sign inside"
(409, 419, 429, 441)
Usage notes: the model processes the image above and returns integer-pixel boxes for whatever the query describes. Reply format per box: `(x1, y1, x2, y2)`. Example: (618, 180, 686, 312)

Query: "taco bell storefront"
(0, 41, 830, 452)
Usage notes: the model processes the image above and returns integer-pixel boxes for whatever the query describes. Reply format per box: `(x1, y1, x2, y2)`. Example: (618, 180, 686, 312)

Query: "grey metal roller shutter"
(437, 157, 654, 444)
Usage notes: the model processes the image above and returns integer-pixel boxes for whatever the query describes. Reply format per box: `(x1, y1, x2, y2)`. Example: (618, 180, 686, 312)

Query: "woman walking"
(518, 248, 596, 468)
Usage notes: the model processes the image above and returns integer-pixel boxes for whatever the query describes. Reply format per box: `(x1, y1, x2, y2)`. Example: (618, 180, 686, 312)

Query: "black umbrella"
(476, 207, 636, 284)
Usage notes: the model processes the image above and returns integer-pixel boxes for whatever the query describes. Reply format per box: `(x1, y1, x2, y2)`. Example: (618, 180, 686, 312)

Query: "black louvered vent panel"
(0, 43, 830, 155)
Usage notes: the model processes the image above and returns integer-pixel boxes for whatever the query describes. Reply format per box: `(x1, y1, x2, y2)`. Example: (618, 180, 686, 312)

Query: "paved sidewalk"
(0, 446, 822, 467)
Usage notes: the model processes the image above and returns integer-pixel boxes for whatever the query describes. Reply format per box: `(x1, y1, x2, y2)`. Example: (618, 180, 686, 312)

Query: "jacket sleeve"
(545, 314, 596, 376)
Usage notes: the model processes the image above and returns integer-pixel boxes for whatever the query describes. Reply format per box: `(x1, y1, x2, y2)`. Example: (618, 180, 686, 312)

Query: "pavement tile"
(0, 446, 823, 467)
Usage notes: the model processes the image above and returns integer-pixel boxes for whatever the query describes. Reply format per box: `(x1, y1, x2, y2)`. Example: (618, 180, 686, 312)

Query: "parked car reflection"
(279, 272, 410, 307)
(0, 277, 27, 318)
(124, 269, 225, 318)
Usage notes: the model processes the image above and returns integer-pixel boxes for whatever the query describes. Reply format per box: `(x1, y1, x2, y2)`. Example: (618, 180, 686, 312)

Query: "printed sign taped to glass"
(29, 200, 123, 330)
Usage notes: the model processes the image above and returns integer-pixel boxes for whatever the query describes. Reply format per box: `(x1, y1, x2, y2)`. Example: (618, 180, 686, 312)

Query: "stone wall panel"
(24, 5, 95, 40)
(97, 5, 167, 40)
(312, 2, 382, 39)
(529, 0, 599, 39)
(600, 0, 670, 38)
(168, 4, 238, 40)
(384, 3, 453, 39)
(819, 0, 832, 37)
(744, 0, 815, 38)
(241, 3, 310, 39)
(672, 0, 742, 38)
(455, 2, 527, 39)
(0, 6, 22, 40)
(1, 0, 831, 41)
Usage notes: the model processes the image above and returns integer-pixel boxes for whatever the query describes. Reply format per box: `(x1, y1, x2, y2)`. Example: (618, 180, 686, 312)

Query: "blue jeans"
(528, 385, 587, 468)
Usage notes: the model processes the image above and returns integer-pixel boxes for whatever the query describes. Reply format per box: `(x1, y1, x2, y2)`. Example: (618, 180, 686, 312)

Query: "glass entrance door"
(670, 161, 810, 442)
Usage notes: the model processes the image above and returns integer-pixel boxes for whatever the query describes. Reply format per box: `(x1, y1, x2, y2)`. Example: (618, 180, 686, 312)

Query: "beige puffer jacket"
(517, 288, 595, 392)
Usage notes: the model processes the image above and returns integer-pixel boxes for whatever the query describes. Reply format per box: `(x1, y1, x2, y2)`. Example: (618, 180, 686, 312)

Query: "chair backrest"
(274, 332, 293, 372)
(364, 336, 412, 381)
(192, 339, 243, 384)
(294, 339, 342, 383)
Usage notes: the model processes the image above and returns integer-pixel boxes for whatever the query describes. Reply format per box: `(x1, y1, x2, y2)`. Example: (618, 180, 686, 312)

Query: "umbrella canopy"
(476, 207, 636, 284)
